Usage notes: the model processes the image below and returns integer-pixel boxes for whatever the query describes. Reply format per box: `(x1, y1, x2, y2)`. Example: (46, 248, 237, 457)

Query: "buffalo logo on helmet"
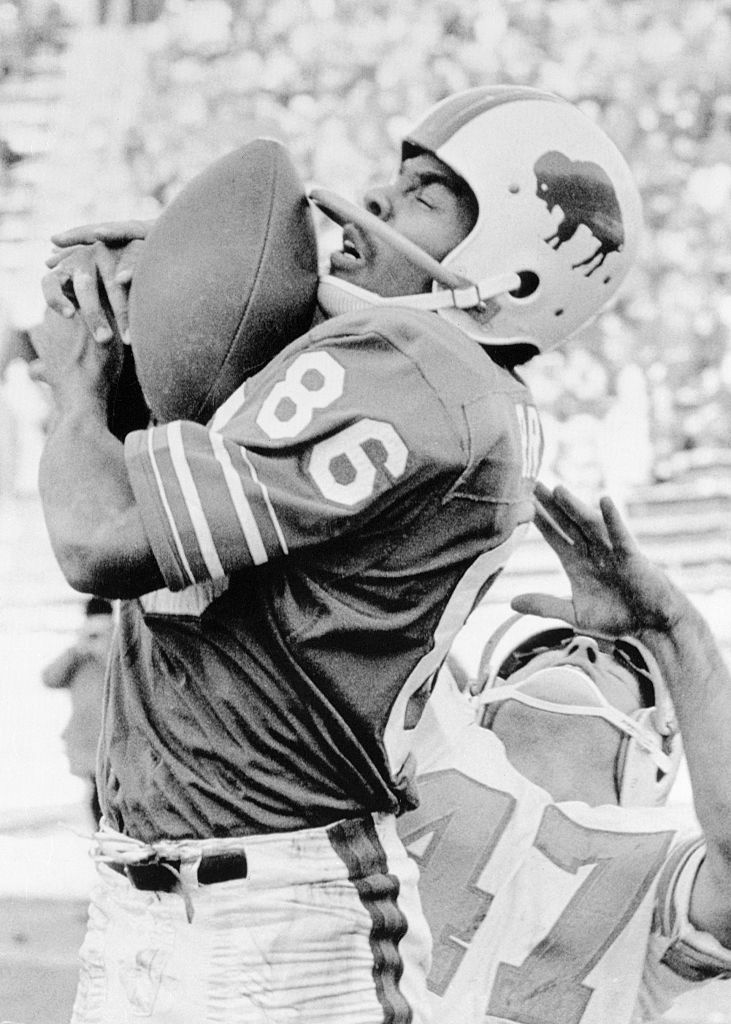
(534, 150, 625, 281)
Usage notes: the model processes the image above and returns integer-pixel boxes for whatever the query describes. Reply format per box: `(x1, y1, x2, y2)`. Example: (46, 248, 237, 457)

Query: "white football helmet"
(474, 613, 682, 807)
(314, 85, 642, 355)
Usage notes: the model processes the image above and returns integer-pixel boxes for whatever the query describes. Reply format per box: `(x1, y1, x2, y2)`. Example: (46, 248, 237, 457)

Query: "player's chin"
(328, 250, 376, 287)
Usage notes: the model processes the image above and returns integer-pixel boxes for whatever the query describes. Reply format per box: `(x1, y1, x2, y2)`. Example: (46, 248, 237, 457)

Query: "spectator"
(42, 596, 114, 826)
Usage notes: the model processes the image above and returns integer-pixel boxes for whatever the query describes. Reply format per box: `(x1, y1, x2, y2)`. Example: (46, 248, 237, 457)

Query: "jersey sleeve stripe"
(210, 385, 288, 556)
(654, 835, 705, 935)
(145, 427, 197, 587)
(146, 429, 214, 583)
(167, 422, 226, 580)
(124, 428, 197, 590)
(655, 837, 731, 980)
(209, 432, 268, 565)
(217, 440, 290, 560)
(236, 444, 289, 555)
(209, 380, 247, 432)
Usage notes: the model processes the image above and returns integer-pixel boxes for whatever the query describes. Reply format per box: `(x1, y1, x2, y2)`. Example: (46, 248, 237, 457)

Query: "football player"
(36, 89, 641, 1024)
(400, 482, 731, 1023)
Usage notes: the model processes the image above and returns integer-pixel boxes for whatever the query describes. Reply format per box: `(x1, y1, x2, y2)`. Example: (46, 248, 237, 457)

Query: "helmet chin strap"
(316, 274, 523, 318)
(309, 187, 521, 318)
(479, 667, 674, 776)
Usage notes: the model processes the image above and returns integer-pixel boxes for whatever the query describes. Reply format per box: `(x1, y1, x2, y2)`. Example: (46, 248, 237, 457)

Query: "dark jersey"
(99, 307, 541, 841)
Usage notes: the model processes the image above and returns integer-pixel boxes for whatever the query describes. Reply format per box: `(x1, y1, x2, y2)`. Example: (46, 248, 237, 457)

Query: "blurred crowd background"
(2, 0, 731, 506)
(0, 4, 730, 1019)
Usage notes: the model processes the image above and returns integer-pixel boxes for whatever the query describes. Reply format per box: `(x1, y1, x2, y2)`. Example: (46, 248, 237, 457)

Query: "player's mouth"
(329, 224, 371, 274)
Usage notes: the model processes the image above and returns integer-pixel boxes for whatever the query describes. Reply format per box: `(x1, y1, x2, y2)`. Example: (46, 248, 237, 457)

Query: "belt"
(109, 851, 248, 892)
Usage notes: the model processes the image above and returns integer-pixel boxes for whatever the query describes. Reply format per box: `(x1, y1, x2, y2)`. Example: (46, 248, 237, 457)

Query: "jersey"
(100, 307, 541, 841)
(398, 674, 731, 1024)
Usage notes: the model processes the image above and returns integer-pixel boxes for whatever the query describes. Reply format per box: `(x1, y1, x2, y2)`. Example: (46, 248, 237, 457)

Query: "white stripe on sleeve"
(209, 382, 287, 555)
(210, 432, 269, 565)
(237, 445, 289, 555)
(209, 381, 247, 432)
(147, 428, 196, 587)
(168, 422, 225, 579)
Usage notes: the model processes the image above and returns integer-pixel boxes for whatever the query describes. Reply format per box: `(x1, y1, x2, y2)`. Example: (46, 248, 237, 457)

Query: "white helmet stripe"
(404, 85, 564, 156)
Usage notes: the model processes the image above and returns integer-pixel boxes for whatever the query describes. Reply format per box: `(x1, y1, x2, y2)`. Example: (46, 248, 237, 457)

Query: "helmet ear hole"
(509, 271, 540, 299)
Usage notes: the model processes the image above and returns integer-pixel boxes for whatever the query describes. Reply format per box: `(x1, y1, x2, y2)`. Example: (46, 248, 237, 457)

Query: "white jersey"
(398, 673, 731, 1024)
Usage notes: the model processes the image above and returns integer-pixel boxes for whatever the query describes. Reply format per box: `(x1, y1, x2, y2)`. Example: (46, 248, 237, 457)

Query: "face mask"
(478, 662, 674, 776)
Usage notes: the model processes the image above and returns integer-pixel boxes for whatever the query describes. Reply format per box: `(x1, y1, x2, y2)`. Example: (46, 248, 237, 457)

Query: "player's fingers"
(533, 482, 578, 536)
(47, 235, 143, 267)
(551, 485, 609, 549)
(49, 224, 105, 247)
(50, 219, 152, 248)
(98, 218, 152, 242)
(70, 265, 115, 343)
(92, 242, 130, 342)
(103, 275, 130, 342)
(533, 480, 553, 505)
(599, 496, 639, 555)
(113, 238, 145, 287)
(510, 592, 576, 625)
(532, 498, 575, 549)
(45, 243, 88, 269)
(532, 485, 584, 554)
(41, 268, 77, 318)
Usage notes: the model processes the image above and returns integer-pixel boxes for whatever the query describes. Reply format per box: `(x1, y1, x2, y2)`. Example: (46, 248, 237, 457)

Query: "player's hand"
(511, 482, 682, 636)
(42, 238, 144, 344)
(43, 220, 153, 344)
(48, 218, 152, 252)
(31, 306, 123, 414)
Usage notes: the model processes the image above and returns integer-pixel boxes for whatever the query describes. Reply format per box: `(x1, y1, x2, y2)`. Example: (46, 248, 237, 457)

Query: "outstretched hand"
(511, 482, 681, 637)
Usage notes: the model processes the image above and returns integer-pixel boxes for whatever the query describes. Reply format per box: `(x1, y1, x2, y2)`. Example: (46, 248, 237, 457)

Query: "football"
(127, 137, 319, 424)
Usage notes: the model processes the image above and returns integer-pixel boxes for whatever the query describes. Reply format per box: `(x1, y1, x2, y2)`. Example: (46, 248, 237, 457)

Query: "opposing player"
(36, 88, 641, 1024)
(399, 482, 731, 1023)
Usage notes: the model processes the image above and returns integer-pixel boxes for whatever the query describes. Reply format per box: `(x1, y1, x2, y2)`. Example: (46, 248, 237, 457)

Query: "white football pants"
(69, 812, 433, 1024)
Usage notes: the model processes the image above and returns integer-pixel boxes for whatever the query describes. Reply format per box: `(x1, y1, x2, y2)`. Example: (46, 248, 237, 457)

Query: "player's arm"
(35, 308, 162, 598)
(512, 482, 731, 948)
(637, 610, 731, 951)
(39, 314, 466, 601)
(124, 324, 463, 594)
(38, 313, 396, 600)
